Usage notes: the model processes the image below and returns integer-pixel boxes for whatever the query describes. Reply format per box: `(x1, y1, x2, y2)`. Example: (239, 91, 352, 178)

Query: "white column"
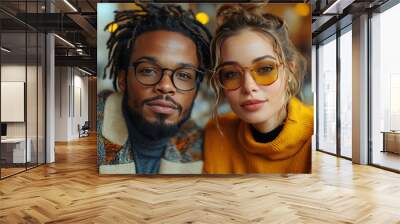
(352, 14, 369, 164)
(46, 33, 55, 163)
(46, 1, 55, 163)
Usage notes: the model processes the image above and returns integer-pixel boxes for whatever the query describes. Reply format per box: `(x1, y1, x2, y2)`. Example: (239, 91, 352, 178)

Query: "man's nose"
(154, 70, 176, 95)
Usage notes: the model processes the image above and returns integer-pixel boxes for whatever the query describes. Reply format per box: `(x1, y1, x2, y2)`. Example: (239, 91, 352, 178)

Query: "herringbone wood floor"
(1, 135, 400, 224)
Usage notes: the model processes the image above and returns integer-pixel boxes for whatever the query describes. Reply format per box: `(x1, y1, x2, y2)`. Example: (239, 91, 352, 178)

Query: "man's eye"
(257, 66, 273, 74)
(176, 72, 193, 81)
(139, 68, 157, 76)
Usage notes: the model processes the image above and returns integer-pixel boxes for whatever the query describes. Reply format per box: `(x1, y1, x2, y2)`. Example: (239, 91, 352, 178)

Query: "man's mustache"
(142, 95, 183, 113)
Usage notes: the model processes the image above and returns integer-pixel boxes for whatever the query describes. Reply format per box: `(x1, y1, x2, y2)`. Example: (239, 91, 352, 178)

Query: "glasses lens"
(217, 64, 242, 90)
(135, 62, 161, 85)
(252, 60, 279, 85)
(173, 68, 197, 91)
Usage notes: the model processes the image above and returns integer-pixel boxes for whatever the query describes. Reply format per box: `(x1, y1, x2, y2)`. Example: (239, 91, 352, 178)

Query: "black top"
(250, 124, 284, 143)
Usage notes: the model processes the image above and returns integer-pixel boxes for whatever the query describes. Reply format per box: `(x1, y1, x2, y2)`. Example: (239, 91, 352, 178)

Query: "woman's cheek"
(224, 89, 241, 112)
(262, 77, 285, 99)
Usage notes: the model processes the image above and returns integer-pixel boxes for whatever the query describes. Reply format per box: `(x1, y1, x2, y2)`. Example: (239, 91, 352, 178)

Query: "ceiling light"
(323, 0, 341, 14)
(322, 0, 355, 15)
(78, 67, 93, 76)
(63, 0, 78, 12)
(1, 47, 11, 53)
(54, 34, 75, 48)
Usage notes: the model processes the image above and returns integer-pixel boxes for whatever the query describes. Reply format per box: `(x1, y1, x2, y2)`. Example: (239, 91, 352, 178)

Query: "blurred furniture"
(78, 121, 90, 138)
(0, 138, 32, 164)
(382, 131, 400, 154)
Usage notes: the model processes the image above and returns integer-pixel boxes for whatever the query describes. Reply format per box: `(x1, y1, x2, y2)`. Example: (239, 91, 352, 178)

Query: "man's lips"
(240, 99, 267, 111)
(146, 99, 178, 115)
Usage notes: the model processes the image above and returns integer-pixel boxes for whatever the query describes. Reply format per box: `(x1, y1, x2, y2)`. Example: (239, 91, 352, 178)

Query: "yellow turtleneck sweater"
(203, 97, 313, 174)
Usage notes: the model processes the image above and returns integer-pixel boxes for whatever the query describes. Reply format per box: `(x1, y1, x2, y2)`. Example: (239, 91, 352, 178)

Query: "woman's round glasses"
(215, 60, 281, 91)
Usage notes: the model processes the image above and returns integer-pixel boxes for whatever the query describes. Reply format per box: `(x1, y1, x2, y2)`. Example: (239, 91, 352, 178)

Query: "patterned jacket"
(97, 91, 204, 174)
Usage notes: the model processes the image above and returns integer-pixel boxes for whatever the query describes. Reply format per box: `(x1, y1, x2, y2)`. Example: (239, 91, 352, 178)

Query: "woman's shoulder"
(205, 111, 240, 133)
(289, 97, 314, 125)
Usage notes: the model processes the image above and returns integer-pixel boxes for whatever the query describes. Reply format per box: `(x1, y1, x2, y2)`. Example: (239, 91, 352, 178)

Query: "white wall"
(55, 67, 69, 141)
(1, 64, 46, 164)
(1, 65, 40, 138)
(55, 67, 89, 141)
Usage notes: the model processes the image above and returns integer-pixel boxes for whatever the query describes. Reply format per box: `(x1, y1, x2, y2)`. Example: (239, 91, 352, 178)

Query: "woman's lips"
(240, 99, 267, 112)
(146, 99, 178, 115)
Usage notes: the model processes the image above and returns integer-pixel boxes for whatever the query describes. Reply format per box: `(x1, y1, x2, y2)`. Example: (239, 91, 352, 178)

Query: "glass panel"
(1, 31, 27, 177)
(38, 32, 45, 165)
(0, 0, 28, 178)
(317, 36, 337, 154)
(27, 31, 38, 169)
(371, 3, 400, 171)
(0, 0, 46, 178)
(339, 28, 352, 158)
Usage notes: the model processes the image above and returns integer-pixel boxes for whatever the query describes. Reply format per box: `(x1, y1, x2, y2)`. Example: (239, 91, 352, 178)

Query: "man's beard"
(123, 92, 194, 141)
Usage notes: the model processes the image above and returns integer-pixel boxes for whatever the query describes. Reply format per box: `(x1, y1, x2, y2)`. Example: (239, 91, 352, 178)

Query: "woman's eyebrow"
(217, 61, 237, 67)
(252, 55, 277, 63)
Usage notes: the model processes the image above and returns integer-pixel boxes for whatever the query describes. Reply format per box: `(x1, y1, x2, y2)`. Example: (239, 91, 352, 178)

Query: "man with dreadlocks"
(97, 3, 212, 174)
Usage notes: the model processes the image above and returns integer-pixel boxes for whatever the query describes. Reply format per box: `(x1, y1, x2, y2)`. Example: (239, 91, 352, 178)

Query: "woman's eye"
(257, 66, 273, 74)
(222, 71, 240, 80)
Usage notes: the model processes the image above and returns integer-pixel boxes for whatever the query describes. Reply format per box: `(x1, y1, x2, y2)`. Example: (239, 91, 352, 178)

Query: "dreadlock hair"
(103, 3, 212, 91)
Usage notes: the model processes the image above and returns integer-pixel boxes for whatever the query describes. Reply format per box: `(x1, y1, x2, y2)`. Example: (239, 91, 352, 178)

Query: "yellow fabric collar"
(237, 97, 313, 160)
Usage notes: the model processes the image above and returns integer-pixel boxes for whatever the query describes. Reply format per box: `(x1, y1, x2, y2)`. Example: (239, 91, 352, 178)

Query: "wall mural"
(97, 2, 313, 174)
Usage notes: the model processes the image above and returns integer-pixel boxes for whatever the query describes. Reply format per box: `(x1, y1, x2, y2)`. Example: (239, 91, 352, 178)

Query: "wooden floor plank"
(0, 135, 399, 223)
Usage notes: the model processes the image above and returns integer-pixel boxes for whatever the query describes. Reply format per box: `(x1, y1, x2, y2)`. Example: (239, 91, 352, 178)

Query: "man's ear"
(118, 70, 127, 92)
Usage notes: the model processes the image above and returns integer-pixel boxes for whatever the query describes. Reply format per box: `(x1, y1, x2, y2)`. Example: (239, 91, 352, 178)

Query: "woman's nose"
(241, 70, 259, 94)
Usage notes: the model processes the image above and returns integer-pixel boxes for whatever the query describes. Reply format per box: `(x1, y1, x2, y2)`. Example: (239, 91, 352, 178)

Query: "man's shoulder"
(97, 90, 129, 164)
(97, 90, 115, 102)
(166, 120, 204, 162)
(173, 119, 204, 149)
(97, 90, 116, 115)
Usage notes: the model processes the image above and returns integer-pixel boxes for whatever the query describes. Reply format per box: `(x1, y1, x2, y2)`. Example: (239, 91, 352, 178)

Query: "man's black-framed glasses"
(130, 60, 203, 91)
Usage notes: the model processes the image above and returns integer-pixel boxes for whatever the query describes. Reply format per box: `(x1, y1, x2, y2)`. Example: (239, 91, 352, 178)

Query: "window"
(317, 35, 337, 154)
(339, 27, 352, 158)
(370, 2, 400, 171)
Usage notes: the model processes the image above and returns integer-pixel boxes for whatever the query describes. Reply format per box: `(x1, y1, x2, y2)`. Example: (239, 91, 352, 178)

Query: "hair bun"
(216, 3, 267, 27)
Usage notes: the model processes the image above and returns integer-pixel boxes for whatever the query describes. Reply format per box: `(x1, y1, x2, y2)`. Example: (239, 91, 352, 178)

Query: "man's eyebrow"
(132, 56, 158, 63)
(132, 57, 198, 69)
(252, 55, 277, 63)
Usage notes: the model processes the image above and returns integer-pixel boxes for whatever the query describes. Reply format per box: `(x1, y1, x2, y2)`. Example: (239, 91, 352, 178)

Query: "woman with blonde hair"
(204, 5, 313, 174)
